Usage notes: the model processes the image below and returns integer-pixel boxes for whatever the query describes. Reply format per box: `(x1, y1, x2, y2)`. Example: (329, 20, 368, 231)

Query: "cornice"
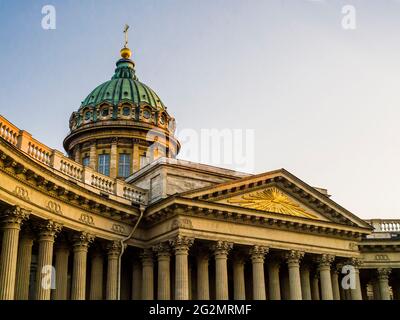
(359, 241, 400, 252)
(142, 196, 369, 241)
(0, 141, 139, 223)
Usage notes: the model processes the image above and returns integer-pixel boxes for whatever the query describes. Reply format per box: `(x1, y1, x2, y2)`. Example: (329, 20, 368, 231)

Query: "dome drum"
(64, 125, 180, 159)
(64, 48, 180, 179)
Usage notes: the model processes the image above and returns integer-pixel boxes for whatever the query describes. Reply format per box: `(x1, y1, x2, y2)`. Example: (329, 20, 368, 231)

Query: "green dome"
(80, 58, 166, 110)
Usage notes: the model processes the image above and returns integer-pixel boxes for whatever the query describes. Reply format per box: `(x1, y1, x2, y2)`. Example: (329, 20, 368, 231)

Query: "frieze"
(79, 213, 95, 226)
(47, 201, 62, 215)
(349, 242, 358, 251)
(111, 223, 126, 235)
(375, 254, 390, 261)
(13, 186, 30, 201)
(171, 218, 193, 230)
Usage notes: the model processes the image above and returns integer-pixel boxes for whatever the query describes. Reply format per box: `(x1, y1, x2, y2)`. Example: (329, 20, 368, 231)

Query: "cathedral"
(0, 35, 399, 301)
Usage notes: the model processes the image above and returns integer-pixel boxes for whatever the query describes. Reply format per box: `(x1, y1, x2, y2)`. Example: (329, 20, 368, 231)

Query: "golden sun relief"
(226, 187, 318, 219)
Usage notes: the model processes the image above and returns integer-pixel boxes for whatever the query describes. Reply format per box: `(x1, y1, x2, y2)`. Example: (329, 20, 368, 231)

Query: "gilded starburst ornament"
(227, 187, 318, 219)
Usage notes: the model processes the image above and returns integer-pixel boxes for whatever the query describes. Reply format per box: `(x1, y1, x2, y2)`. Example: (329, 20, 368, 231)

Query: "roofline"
(178, 167, 372, 230)
(125, 157, 251, 184)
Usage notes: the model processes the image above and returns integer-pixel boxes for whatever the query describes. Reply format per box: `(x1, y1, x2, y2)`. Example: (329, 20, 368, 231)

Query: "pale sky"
(1, 0, 400, 219)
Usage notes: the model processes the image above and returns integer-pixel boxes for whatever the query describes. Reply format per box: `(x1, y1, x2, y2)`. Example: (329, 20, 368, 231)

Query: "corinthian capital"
(285, 250, 304, 265)
(36, 220, 63, 240)
(315, 254, 335, 269)
(212, 241, 233, 257)
(345, 257, 363, 269)
(106, 240, 123, 257)
(249, 245, 269, 262)
(152, 242, 171, 258)
(169, 235, 194, 254)
(72, 231, 95, 249)
(377, 268, 391, 280)
(1, 205, 30, 227)
(140, 248, 154, 264)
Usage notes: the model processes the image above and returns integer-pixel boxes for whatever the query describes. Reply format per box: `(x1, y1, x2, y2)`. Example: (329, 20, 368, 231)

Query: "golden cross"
(123, 24, 129, 48)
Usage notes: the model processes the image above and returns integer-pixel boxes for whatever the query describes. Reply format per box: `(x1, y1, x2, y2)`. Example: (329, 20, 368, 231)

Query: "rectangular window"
(82, 156, 90, 167)
(118, 153, 131, 177)
(98, 154, 110, 176)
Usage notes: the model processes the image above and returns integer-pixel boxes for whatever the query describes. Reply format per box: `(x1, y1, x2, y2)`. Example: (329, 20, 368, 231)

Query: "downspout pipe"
(117, 204, 145, 300)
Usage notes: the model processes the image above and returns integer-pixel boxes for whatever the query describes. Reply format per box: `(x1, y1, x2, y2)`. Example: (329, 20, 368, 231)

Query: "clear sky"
(1, 0, 400, 219)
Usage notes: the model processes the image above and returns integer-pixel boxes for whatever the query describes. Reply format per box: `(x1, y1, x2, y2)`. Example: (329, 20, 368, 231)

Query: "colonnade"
(0, 206, 122, 300)
(0, 206, 398, 300)
(129, 238, 398, 300)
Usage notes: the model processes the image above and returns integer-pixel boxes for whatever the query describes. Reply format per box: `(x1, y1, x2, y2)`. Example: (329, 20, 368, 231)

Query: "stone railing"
(90, 172, 115, 194)
(0, 115, 148, 205)
(26, 138, 52, 165)
(122, 184, 147, 203)
(58, 156, 84, 180)
(0, 117, 19, 146)
(366, 219, 400, 233)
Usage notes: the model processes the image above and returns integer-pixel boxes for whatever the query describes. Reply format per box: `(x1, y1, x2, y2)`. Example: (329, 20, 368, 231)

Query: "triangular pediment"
(180, 168, 372, 229)
(216, 186, 325, 220)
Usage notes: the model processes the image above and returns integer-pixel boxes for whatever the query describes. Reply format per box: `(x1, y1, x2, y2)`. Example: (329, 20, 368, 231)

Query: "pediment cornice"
(179, 169, 371, 229)
(144, 196, 371, 241)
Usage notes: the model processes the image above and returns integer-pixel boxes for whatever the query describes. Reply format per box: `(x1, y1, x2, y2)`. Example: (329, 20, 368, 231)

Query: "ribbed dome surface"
(80, 58, 165, 110)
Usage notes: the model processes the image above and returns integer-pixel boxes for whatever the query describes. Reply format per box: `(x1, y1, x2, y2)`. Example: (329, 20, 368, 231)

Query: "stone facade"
(0, 42, 399, 301)
(0, 116, 399, 300)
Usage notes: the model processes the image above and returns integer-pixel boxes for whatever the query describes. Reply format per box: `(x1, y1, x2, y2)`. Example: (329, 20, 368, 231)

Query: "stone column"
(311, 274, 320, 300)
(52, 240, 70, 300)
(361, 280, 368, 300)
(196, 249, 210, 300)
(110, 139, 118, 179)
(232, 254, 246, 300)
(344, 287, 352, 300)
(317, 254, 334, 300)
(212, 241, 233, 300)
(372, 278, 381, 300)
(89, 141, 97, 170)
(0, 207, 30, 300)
(268, 260, 281, 300)
(14, 228, 34, 300)
(141, 249, 154, 300)
(35, 220, 62, 300)
(250, 246, 268, 300)
(377, 268, 392, 300)
(153, 242, 171, 300)
(349, 259, 363, 300)
(281, 273, 290, 300)
(71, 232, 94, 300)
(188, 262, 193, 300)
(336, 263, 346, 300)
(131, 260, 142, 300)
(169, 235, 194, 300)
(106, 241, 122, 300)
(300, 264, 312, 300)
(393, 281, 400, 300)
(89, 248, 104, 300)
(339, 281, 345, 300)
(285, 250, 304, 300)
(331, 270, 340, 300)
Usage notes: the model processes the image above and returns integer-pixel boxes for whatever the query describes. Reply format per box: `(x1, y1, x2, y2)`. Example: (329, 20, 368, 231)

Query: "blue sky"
(1, 0, 400, 219)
